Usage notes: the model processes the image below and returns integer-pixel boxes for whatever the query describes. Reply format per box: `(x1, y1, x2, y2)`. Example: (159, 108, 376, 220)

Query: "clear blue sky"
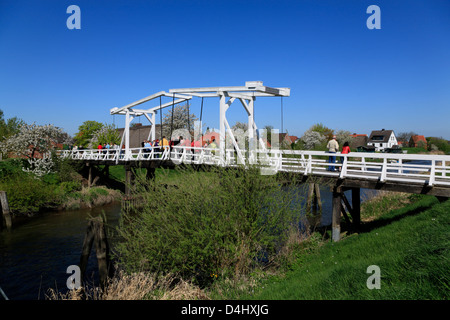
(1, 0, 449, 139)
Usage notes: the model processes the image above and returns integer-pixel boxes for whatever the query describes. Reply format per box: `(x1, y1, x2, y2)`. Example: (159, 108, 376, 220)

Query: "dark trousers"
(327, 152, 336, 171)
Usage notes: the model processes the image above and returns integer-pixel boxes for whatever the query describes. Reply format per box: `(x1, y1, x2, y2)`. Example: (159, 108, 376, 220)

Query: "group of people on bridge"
(326, 135, 351, 172)
(140, 136, 219, 155)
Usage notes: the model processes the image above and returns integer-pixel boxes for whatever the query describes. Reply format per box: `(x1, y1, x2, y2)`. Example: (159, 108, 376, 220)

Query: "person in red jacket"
(340, 141, 351, 171)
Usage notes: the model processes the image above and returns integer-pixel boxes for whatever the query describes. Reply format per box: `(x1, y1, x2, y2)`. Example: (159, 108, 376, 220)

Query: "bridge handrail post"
(339, 155, 347, 179)
(429, 160, 436, 186)
(277, 150, 282, 172)
(306, 154, 312, 175)
(182, 146, 187, 163)
(380, 157, 387, 182)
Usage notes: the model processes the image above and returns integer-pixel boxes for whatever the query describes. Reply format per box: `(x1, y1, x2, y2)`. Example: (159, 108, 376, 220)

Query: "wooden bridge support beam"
(332, 187, 342, 242)
(86, 163, 102, 188)
(332, 187, 362, 242)
(146, 167, 155, 181)
(351, 187, 361, 229)
(124, 165, 136, 196)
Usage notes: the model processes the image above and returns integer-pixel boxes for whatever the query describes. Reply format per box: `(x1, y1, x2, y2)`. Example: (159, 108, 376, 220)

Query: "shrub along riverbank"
(0, 158, 121, 216)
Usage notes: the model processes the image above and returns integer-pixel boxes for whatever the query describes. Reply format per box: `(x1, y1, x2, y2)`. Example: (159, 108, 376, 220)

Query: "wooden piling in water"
(79, 216, 112, 289)
(0, 191, 12, 230)
(306, 183, 322, 216)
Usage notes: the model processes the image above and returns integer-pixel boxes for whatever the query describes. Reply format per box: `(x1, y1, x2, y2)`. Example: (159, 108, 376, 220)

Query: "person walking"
(327, 135, 339, 171)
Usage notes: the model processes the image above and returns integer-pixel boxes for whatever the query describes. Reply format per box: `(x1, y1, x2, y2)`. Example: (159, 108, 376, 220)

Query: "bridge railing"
(59, 147, 450, 187)
(271, 150, 450, 187)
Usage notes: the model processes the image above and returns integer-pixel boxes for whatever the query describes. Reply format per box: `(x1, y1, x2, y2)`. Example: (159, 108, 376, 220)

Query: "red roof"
(350, 133, 368, 137)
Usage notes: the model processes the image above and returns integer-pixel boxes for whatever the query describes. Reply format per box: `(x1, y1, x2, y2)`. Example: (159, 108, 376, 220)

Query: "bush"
(0, 158, 26, 178)
(0, 158, 84, 214)
(427, 137, 450, 154)
(114, 166, 304, 286)
(0, 174, 60, 214)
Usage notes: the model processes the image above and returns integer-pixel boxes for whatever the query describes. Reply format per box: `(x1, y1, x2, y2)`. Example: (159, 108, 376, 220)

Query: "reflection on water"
(0, 203, 122, 300)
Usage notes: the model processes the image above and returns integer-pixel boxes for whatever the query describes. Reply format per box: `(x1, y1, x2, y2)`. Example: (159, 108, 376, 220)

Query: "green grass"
(402, 147, 428, 154)
(107, 165, 183, 183)
(240, 195, 449, 300)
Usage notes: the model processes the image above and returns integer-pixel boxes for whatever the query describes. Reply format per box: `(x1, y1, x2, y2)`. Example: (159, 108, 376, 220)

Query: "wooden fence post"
(0, 191, 12, 230)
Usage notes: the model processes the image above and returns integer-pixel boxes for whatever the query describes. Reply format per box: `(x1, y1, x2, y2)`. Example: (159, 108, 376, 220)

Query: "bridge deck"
(60, 146, 450, 197)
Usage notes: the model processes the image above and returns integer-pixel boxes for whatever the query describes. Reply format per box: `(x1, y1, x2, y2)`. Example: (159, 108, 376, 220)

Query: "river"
(0, 186, 377, 300)
(0, 203, 122, 300)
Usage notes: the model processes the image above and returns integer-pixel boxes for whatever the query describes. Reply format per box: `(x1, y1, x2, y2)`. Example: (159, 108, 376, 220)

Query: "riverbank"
(49, 177, 448, 300)
(240, 194, 449, 300)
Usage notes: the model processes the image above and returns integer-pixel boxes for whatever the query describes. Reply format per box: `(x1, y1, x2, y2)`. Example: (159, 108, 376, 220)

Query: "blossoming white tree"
(0, 123, 71, 177)
(301, 130, 325, 150)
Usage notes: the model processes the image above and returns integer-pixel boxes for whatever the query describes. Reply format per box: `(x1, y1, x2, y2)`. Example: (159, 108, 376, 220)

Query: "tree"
(74, 120, 104, 148)
(299, 123, 333, 150)
(397, 131, 417, 145)
(1, 123, 68, 159)
(335, 130, 354, 147)
(309, 123, 334, 141)
(161, 103, 198, 140)
(0, 123, 70, 177)
(301, 130, 325, 150)
(0, 109, 24, 143)
(88, 124, 121, 148)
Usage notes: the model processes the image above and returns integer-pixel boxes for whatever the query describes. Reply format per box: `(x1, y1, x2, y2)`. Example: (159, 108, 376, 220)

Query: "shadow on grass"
(358, 197, 440, 234)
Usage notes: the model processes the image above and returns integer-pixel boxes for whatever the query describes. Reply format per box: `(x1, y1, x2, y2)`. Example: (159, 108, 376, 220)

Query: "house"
(265, 133, 294, 149)
(349, 133, 368, 150)
(367, 129, 398, 152)
(409, 135, 427, 149)
(287, 135, 299, 144)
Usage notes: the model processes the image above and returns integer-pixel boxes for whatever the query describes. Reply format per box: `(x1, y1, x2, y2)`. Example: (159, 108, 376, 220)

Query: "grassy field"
(239, 195, 449, 300)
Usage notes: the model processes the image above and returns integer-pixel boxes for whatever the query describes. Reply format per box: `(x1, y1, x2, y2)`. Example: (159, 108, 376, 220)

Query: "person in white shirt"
(326, 135, 339, 171)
